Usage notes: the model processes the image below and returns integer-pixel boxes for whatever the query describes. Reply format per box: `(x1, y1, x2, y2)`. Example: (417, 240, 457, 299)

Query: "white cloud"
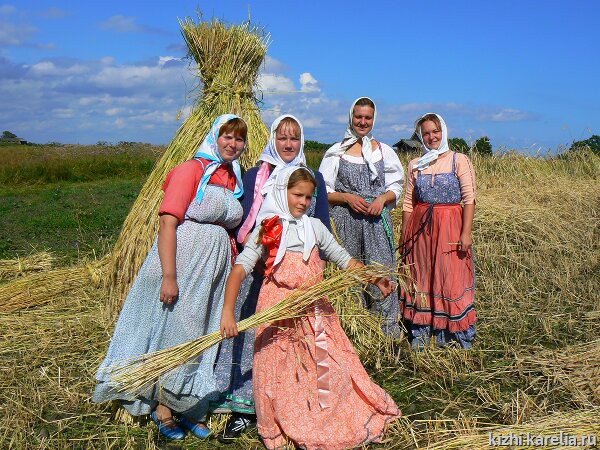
(0, 54, 195, 143)
(105, 107, 124, 116)
(51, 108, 75, 119)
(100, 56, 116, 66)
(40, 7, 69, 19)
(256, 73, 295, 93)
(158, 56, 181, 67)
(478, 108, 535, 122)
(99, 14, 169, 35)
(0, 20, 37, 46)
(263, 55, 287, 73)
(30, 61, 88, 77)
(0, 49, 541, 148)
(299, 72, 320, 93)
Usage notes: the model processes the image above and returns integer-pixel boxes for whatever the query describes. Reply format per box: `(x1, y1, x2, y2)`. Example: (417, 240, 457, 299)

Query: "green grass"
(0, 178, 145, 264)
(0, 144, 163, 185)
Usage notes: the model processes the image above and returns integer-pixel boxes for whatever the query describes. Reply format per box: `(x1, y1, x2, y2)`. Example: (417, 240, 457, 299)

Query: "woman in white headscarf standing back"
(212, 114, 331, 443)
(319, 97, 404, 337)
(400, 113, 477, 349)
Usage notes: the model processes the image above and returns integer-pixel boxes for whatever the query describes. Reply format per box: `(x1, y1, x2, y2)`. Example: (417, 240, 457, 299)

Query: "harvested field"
(1, 147, 598, 448)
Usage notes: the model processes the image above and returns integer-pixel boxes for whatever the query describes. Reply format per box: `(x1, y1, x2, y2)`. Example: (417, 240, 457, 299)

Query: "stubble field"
(0, 144, 598, 449)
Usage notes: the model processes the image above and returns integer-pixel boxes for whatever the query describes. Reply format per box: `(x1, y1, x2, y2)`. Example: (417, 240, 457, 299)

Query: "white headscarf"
(321, 97, 379, 181)
(415, 113, 450, 171)
(236, 115, 306, 244)
(193, 114, 246, 203)
(258, 114, 306, 195)
(256, 166, 316, 269)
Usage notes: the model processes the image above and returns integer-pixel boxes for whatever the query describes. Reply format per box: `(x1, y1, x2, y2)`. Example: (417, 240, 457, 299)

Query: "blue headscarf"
(193, 114, 246, 203)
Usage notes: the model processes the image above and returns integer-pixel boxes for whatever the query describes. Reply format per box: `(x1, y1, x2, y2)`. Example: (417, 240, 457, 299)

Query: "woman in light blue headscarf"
(93, 114, 247, 441)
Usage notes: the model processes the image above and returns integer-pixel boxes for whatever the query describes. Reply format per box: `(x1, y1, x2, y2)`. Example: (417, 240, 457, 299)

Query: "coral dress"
(253, 249, 399, 450)
(400, 152, 477, 348)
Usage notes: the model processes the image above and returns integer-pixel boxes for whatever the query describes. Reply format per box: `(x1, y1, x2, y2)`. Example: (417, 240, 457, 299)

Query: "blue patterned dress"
(93, 185, 242, 420)
(330, 156, 401, 337)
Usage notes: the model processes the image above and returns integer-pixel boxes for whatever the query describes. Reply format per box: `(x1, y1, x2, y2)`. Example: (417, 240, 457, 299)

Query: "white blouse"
(318, 142, 405, 206)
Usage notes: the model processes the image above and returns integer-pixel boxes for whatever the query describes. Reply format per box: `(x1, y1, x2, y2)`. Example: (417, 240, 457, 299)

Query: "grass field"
(0, 144, 599, 449)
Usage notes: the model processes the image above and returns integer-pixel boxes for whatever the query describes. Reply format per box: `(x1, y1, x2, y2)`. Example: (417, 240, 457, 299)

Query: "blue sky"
(1, 0, 598, 152)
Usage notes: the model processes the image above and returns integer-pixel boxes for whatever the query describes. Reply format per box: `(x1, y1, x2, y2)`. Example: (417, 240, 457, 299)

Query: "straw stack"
(106, 17, 270, 319)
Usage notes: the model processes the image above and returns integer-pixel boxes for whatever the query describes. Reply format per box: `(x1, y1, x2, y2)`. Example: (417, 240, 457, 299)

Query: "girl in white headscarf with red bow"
(220, 166, 399, 450)
(211, 114, 331, 442)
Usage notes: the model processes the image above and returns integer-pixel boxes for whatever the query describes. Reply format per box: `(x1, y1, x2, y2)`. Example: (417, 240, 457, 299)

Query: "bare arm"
(220, 264, 247, 338)
(401, 211, 412, 241)
(158, 214, 179, 305)
(346, 258, 395, 298)
(459, 203, 475, 252)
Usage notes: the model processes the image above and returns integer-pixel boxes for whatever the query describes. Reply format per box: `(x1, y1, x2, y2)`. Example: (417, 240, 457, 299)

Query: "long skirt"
(401, 203, 476, 348)
(254, 249, 399, 450)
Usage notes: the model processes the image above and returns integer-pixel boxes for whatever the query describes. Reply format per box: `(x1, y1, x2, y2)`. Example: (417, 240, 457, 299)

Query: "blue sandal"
(150, 410, 186, 440)
(178, 415, 211, 439)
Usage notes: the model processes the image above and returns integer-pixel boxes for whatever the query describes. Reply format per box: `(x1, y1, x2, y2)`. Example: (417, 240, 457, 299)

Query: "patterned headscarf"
(193, 114, 246, 203)
(415, 113, 450, 171)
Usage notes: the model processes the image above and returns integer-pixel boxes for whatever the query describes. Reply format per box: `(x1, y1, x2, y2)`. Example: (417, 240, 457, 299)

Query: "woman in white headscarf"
(93, 114, 247, 440)
(212, 114, 330, 442)
(400, 113, 477, 349)
(319, 97, 405, 337)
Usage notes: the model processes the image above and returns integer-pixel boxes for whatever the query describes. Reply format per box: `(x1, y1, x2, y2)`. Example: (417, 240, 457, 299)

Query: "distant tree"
(2, 131, 17, 139)
(474, 136, 492, 155)
(449, 137, 469, 154)
(304, 140, 332, 152)
(570, 135, 600, 154)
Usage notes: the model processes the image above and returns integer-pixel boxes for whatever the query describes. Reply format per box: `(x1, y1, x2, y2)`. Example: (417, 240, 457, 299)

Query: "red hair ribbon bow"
(261, 215, 283, 276)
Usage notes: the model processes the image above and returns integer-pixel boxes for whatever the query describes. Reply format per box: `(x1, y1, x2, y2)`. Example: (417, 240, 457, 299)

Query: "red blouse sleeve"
(159, 160, 204, 224)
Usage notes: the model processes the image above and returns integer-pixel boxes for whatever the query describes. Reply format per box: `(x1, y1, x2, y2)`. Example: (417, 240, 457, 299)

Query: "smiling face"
(287, 180, 315, 219)
(216, 132, 246, 162)
(275, 121, 302, 163)
(352, 105, 375, 137)
(420, 119, 443, 150)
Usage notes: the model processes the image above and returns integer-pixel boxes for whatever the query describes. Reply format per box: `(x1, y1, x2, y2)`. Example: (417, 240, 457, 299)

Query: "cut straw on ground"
(0, 251, 54, 282)
(0, 258, 106, 313)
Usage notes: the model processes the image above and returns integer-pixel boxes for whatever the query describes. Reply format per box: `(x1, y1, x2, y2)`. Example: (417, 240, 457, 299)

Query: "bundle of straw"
(106, 17, 270, 319)
(0, 252, 54, 282)
(0, 259, 105, 313)
(110, 264, 393, 393)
